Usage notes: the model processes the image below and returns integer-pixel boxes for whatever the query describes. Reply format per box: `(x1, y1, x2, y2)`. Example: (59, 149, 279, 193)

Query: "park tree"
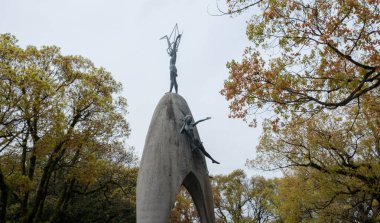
(277, 167, 380, 223)
(169, 186, 200, 223)
(61, 167, 138, 223)
(211, 170, 279, 223)
(220, 0, 380, 221)
(169, 170, 279, 223)
(257, 91, 380, 222)
(0, 33, 137, 222)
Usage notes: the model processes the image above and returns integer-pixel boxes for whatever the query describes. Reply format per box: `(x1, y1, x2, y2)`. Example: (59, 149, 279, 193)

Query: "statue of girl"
(180, 115, 220, 164)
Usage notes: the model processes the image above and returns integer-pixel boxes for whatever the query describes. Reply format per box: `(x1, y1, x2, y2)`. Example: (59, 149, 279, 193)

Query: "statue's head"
(184, 115, 193, 124)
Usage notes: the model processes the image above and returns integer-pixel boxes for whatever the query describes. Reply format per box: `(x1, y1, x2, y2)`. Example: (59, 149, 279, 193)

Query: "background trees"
(221, 0, 380, 222)
(170, 186, 201, 223)
(0, 33, 137, 223)
(222, 0, 379, 119)
(212, 170, 278, 223)
(169, 170, 279, 223)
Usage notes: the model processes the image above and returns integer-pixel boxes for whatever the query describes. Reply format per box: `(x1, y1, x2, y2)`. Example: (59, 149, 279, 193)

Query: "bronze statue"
(160, 24, 182, 94)
(180, 115, 220, 164)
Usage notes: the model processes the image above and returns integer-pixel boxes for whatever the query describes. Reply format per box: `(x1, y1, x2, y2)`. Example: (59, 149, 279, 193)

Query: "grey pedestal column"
(136, 93, 215, 223)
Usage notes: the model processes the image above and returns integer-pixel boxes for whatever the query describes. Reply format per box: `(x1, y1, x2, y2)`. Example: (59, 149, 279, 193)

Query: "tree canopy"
(169, 170, 279, 223)
(221, 0, 380, 221)
(212, 170, 278, 223)
(222, 0, 379, 124)
(0, 33, 136, 223)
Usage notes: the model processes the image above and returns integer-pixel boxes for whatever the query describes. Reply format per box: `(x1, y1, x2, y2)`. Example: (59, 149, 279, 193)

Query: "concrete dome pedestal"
(136, 93, 215, 223)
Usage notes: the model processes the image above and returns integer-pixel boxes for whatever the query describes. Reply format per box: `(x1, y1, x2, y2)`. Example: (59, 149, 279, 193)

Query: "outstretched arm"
(193, 117, 211, 126)
(173, 34, 182, 51)
(159, 35, 172, 54)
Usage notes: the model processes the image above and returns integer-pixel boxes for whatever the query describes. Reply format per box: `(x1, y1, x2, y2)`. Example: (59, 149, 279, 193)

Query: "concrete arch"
(136, 93, 215, 223)
(182, 171, 215, 222)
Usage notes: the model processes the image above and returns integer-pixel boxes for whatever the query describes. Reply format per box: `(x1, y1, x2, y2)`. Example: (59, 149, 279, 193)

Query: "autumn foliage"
(0, 34, 137, 223)
(222, 0, 379, 124)
(221, 0, 380, 221)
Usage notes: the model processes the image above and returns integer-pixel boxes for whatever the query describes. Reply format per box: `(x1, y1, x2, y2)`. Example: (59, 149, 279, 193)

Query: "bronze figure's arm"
(193, 117, 211, 126)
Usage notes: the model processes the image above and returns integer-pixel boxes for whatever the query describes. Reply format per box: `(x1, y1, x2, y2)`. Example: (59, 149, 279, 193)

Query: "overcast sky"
(1, 0, 278, 177)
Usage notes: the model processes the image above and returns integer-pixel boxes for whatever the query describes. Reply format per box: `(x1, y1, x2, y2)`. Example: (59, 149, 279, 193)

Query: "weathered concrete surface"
(136, 93, 215, 223)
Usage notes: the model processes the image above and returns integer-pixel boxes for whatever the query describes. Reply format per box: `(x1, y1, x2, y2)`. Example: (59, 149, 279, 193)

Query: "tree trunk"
(21, 154, 37, 223)
(28, 145, 66, 223)
(0, 167, 9, 222)
(20, 131, 30, 221)
(49, 179, 75, 223)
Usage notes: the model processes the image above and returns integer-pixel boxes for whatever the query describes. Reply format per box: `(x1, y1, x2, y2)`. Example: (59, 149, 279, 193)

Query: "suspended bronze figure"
(180, 115, 220, 164)
(160, 24, 182, 94)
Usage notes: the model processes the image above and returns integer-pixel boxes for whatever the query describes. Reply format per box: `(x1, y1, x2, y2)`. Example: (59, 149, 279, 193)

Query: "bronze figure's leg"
(169, 81, 173, 93)
(195, 141, 220, 164)
(174, 78, 178, 93)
